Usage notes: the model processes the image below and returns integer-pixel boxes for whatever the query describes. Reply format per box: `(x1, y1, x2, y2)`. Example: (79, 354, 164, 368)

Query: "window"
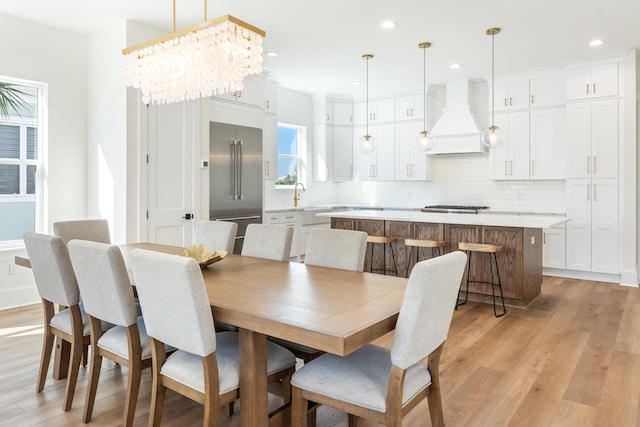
(0, 81, 40, 244)
(275, 123, 306, 187)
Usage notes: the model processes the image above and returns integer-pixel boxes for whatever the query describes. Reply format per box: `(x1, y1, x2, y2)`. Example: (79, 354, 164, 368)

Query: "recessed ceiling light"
(450, 63, 462, 69)
(589, 39, 604, 47)
(380, 20, 397, 29)
(351, 80, 361, 86)
(265, 51, 279, 57)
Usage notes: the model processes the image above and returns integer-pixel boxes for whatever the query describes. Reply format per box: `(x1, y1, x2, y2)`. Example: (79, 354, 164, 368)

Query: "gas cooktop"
(421, 205, 489, 214)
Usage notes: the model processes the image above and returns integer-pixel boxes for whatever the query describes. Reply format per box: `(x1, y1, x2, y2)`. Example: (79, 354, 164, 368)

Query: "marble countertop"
(317, 209, 567, 229)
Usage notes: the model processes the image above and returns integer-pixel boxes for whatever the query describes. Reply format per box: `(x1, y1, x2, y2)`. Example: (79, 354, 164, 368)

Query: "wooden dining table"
(18, 242, 408, 427)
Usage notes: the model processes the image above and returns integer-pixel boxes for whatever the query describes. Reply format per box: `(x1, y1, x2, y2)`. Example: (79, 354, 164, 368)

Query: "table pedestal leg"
(239, 328, 268, 427)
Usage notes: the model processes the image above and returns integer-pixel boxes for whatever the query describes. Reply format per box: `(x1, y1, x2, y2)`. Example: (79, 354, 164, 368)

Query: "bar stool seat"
(366, 236, 398, 276)
(404, 239, 445, 278)
(456, 242, 506, 317)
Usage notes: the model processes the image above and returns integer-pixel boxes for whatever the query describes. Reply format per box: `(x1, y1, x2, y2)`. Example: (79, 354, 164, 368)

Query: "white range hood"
(427, 80, 487, 155)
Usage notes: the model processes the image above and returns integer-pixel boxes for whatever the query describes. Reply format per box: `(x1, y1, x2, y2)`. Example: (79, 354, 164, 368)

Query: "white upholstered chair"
(194, 220, 238, 253)
(241, 223, 293, 261)
(53, 219, 111, 244)
(304, 228, 368, 272)
(23, 232, 93, 411)
(67, 239, 155, 426)
(291, 251, 468, 427)
(128, 249, 297, 426)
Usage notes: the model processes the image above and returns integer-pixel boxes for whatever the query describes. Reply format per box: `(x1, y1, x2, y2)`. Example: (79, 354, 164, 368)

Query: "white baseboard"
(543, 268, 622, 284)
(0, 285, 39, 311)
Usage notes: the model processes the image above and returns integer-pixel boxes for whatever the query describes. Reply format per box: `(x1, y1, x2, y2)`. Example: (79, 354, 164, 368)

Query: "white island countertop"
(318, 209, 567, 229)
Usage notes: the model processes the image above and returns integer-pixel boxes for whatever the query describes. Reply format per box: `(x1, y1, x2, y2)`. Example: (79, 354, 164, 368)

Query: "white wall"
(0, 13, 88, 309)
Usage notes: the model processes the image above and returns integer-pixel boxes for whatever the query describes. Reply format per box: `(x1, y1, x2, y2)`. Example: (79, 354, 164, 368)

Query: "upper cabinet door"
(395, 95, 424, 121)
(529, 108, 566, 180)
(333, 102, 354, 126)
(354, 98, 395, 125)
(566, 62, 618, 100)
(493, 80, 530, 112)
(529, 76, 566, 108)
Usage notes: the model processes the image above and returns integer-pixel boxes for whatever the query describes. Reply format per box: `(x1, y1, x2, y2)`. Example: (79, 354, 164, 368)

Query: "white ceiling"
(2, 0, 639, 98)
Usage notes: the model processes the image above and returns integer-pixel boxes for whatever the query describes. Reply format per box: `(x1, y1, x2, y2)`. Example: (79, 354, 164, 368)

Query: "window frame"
(275, 122, 307, 189)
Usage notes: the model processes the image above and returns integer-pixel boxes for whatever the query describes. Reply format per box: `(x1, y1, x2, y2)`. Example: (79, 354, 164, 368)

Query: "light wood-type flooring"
(1, 275, 639, 426)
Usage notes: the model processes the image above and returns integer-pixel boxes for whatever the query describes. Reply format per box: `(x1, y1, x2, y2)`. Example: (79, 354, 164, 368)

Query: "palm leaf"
(0, 83, 30, 118)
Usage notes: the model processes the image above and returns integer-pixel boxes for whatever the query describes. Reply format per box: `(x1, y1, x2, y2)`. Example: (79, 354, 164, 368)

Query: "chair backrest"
(23, 232, 80, 307)
(241, 224, 293, 261)
(304, 228, 368, 272)
(194, 220, 238, 253)
(128, 249, 217, 357)
(391, 251, 467, 369)
(53, 219, 111, 244)
(67, 240, 138, 327)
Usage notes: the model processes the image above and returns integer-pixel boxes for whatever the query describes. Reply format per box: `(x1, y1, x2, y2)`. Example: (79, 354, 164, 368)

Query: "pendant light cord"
(422, 45, 427, 133)
(365, 56, 370, 137)
(490, 31, 495, 128)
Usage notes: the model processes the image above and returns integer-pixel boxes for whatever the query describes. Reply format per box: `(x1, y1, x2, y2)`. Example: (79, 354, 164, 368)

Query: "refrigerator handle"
(238, 140, 244, 199)
(230, 140, 237, 199)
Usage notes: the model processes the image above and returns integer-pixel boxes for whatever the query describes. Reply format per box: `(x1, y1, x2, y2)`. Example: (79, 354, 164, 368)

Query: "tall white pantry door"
(145, 101, 197, 246)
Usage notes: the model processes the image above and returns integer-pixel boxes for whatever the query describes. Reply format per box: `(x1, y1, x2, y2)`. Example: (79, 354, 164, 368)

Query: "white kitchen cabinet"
(264, 79, 278, 114)
(394, 121, 432, 181)
(354, 124, 395, 181)
(529, 108, 566, 179)
(333, 102, 354, 126)
(263, 114, 278, 179)
(265, 210, 300, 258)
(212, 75, 264, 108)
(529, 76, 566, 108)
(566, 62, 618, 100)
(543, 224, 566, 269)
(354, 98, 395, 125)
(566, 178, 618, 274)
(566, 99, 618, 179)
(330, 126, 354, 180)
(395, 95, 424, 121)
(488, 111, 529, 180)
(493, 80, 530, 112)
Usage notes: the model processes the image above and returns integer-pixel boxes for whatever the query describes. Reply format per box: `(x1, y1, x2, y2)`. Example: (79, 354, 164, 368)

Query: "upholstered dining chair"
(128, 249, 297, 427)
(194, 220, 238, 253)
(304, 228, 368, 272)
(290, 251, 468, 427)
(53, 219, 111, 244)
(241, 223, 293, 261)
(67, 239, 157, 427)
(23, 232, 94, 411)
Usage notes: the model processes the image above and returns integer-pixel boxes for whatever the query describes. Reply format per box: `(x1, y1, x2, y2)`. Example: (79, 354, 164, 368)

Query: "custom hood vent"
(427, 80, 487, 155)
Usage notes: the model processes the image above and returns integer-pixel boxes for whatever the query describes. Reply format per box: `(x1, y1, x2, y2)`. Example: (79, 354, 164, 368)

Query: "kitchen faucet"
(293, 182, 306, 207)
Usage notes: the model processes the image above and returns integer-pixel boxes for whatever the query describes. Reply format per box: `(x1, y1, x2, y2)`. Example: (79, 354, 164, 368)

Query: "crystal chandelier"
(122, 0, 265, 105)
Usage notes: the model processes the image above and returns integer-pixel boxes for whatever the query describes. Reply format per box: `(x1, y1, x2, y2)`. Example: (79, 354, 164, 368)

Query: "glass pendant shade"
(481, 125, 505, 149)
(416, 130, 435, 152)
(359, 134, 376, 154)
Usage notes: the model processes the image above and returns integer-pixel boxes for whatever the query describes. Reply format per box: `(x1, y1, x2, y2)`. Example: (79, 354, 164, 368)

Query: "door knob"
(182, 213, 193, 220)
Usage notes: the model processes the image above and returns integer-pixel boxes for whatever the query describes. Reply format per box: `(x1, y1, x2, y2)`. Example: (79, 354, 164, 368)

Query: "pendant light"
(415, 42, 435, 152)
(481, 27, 505, 149)
(358, 54, 376, 154)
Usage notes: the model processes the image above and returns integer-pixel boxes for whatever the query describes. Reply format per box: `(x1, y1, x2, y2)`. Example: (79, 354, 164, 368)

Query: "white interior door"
(146, 101, 197, 246)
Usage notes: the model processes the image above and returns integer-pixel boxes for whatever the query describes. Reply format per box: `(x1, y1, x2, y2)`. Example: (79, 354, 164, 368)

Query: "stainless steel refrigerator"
(209, 122, 263, 254)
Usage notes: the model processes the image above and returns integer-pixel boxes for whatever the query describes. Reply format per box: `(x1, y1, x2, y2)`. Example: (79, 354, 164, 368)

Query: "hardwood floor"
(1, 275, 639, 426)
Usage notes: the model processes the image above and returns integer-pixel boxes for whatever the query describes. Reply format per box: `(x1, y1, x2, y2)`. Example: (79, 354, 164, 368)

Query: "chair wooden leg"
(149, 339, 166, 427)
(426, 345, 445, 427)
(227, 401, 235, 417)
(37, 330, 54, 392)
(124, 358, 142, 427)
(291, 386, 307, 427)
(83, 351, 103, 422)
(348, 413, 358, 426)
(63, 335, 83, 411)
(82, 343, 89, 366)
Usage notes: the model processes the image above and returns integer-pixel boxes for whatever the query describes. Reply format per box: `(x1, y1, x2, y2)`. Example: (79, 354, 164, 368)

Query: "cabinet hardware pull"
(586, 84, 589, 94)
(586, 156, 590, 174)
(406, 109, 410, 117)
(531, 160, 535, 176)
(265, 160, 269, 176)
(509, 97, 513, 106)
(543, 232, 546, 244)
(374, 113, 377, 120)
(504, 160, 508, 176)
(410, 108, 414, 116)
(593, 83, 596, 94)
(531, 94, 534, 104)
(350, 115, 353, 123)
(510, 160, 513, 175)
(326, 113, 329, 122)
(407, 164, 410, 177)
(593, 184, 597, 201)
(593, 156, 597, 174)
(504, 98, 508, 107)
(266, 100, 270, 109)
(374, 165, 377, 177)
(587, 184, 590, 201)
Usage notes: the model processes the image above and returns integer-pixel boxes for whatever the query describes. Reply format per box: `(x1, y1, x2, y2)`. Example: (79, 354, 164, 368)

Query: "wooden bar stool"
(366, 236, 398, 276)
(404, 239, 445, 278)
(456, 242, 506, 317)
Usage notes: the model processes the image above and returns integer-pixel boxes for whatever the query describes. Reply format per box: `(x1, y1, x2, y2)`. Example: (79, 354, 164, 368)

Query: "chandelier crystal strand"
(481, 27, 504, 149)
(358, 54, 376, 154)
(415, 42, 434, 152)
(123, 11, 265, 105)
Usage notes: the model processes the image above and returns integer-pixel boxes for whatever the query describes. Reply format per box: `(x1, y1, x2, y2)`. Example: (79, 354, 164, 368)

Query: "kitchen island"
(319, 209, 566, 307)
